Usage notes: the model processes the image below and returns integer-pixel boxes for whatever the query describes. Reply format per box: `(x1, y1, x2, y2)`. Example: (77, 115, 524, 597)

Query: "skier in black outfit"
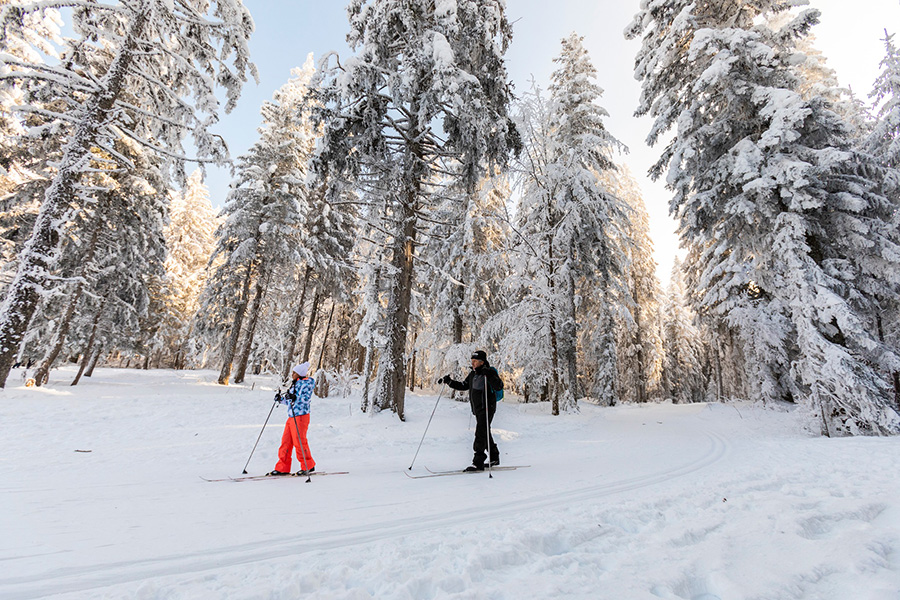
(439, 350, 503, 471)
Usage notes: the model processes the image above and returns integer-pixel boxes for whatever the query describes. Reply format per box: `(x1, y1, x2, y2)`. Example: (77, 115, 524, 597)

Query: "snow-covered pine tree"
(19, 118, 167, 383)
(286, 176, 357, 373)
(197, 123, 303, 384)
(420, 171, 512, 389)
(628, 1, 900, 434)
(661, 259, 705, 404)
(31, 141, 168, 385)
(498, 34, 629, 414)
(312, 0, 519, 420)
(605, 167, 664, 404)
(158, 170, 218, 369)
(195, 56, 354, 384)
(0, 0, 255, 387)
(866, 29, 900, 407)
(28, 192, 107, 386)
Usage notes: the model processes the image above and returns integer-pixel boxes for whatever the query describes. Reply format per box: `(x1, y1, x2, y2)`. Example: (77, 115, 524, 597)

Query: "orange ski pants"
(275, 414, 315, 472)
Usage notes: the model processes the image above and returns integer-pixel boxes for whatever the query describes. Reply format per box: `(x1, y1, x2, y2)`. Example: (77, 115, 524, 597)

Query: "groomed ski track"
(1, 431, 727, 599)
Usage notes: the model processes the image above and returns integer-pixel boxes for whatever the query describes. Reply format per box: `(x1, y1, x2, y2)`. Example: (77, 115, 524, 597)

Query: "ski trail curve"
(1, 431, 728, 599)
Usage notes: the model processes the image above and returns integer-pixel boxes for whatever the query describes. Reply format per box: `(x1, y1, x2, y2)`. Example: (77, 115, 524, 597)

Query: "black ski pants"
(472, 400, 498, 467)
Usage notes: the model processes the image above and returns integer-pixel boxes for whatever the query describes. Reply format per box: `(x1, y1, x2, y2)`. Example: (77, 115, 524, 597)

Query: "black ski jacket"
(446, 363, 503, 415)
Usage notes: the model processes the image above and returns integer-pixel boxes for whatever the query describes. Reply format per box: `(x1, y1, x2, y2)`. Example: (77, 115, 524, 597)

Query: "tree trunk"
(360, 261, 382, 412)
(234, 267, 271, 384)
(447, 283, 465, 401)
(547, 234, 561, 416)
(84, 345, 102, 377)
(632, 280, 647, 404)
(408, 330, 418, 392)
(301, 289, 321, 362)
(332, 306, 351, 370)
(218, 262, 254, 385)
(283, 265, 312, 379)
(354, 342, 366, 374)
(375, 192, 418, 421)
(361, 342, 375, 413)
(70, 310, 103, 386)
(31, 292, 76, 386)
(70, 351, 90, 387)
(560, 270, 578, 411)
(714, 332, 724, 402)
(876, 313, 900, 410)
(316, 300, 336, 370)
(33, 214, 103, 386)
(451, 283, 464, 345)
(0, 9, 149, 388)
(894, 372, 900, 411)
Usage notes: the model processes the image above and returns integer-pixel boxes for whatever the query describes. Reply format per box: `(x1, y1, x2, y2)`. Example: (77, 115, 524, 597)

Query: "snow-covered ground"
(2, 367, 899, 600)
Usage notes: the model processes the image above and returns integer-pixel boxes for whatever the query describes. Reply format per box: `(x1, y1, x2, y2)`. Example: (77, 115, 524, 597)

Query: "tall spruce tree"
(661, 259, 705, 404)
(312, 0, 519, 420)
(421, 172, 512, 383)
(159, 170, 218, 369)
(196, 56, 354, 384)
(197, 64, 313, 384)
(628, 1, 900, 434)
(0, 0, 255, 387)
(867, 29, 900, 406)
(606, 168, 664, 405)
(497, 34, 628, 414)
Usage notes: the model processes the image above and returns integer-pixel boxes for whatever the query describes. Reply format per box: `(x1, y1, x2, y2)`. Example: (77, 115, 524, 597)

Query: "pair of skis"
(404, 465, 529, 479)
(202, 465, 528, 482)
(201, 471, 348, 482)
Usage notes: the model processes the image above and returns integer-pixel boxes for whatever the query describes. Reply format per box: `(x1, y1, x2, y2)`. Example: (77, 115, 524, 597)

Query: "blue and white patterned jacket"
(280, 377, 315, 417)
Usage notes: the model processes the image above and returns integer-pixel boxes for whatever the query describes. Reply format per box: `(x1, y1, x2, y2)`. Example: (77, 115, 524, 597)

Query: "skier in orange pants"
(269, 362, 316, 475)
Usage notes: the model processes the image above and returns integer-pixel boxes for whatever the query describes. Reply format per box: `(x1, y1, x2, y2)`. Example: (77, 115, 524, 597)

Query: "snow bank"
(1, 368, 898, 599)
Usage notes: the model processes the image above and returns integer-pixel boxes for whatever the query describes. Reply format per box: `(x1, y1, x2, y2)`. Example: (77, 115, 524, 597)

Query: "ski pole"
(409, 383, 446, 470)
(242, 395, 279, 474)
(484, 381, 493, 479)
(290, 411, 312, 483)
(285, 378, 314, 483)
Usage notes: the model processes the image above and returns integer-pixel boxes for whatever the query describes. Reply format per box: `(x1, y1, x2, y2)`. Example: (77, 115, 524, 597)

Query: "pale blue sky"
(204, 0, 900, 285)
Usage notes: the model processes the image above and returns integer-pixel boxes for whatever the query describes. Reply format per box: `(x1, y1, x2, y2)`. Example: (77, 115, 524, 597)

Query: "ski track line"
(1, 431, 728, 599)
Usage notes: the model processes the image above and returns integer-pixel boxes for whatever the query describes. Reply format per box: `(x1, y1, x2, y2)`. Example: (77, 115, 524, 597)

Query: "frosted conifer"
(496, 34, 629, 414)
(0, 0, 256, 386)
(158, 170, 218, 369)
(313, 0, 519, 419)
(628, 0, 900, 434)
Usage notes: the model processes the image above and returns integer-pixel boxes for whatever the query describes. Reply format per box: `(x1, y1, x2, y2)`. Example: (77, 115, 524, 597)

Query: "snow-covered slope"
(1, 368, 898, 599)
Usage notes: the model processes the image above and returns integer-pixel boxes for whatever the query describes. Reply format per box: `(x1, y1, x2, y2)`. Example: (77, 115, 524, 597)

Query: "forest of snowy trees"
(1, 0, 899, 436)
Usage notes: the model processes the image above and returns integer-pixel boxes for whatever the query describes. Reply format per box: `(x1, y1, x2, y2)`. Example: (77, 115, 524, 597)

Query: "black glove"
(274, 392, 282, 402)
(438, 374, 450, 385)
(285, 391, 297, 401)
